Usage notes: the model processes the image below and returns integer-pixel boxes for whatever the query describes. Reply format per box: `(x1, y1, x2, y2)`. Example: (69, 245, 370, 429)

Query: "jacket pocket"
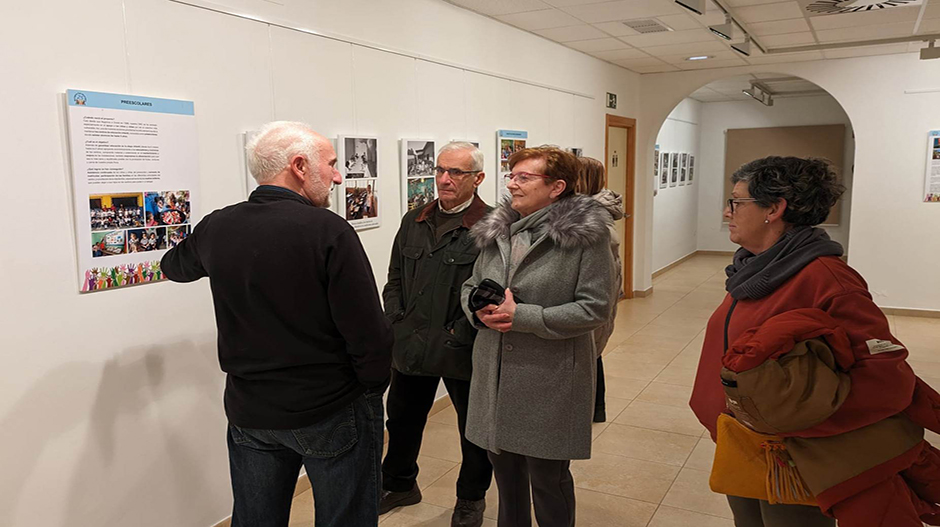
(291, 402, 359, 458)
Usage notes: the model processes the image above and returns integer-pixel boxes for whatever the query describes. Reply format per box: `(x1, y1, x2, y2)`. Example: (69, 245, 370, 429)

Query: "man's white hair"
(438, 142, 484, 172)
(246, 121, 320, 184)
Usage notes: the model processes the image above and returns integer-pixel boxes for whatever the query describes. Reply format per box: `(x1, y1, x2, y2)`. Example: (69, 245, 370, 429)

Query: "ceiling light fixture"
(709, 14, 734, 41)
(922, 40, 940, 60)
(732, 36, 752, 57)
(674, 0, 706, 15)
(686, 55, 712, 61)
(743, 84, 773, 106)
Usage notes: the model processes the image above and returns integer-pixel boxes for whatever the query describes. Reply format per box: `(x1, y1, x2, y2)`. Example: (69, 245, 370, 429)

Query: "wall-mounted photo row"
(669, 152, 679, 187)
(338, 136, 380, 231)
(680, 153, 689, 185)
(401, 139, 437, 215)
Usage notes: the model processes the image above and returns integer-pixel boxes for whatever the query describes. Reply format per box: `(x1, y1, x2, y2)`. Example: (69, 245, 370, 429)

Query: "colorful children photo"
(145, 190, 191, 226)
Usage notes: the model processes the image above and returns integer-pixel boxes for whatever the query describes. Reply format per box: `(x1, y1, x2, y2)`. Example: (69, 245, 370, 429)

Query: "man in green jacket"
(380, 142, 493, 527)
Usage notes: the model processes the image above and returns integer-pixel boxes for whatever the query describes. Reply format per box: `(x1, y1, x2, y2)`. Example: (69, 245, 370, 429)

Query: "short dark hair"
(508, 146, 580, 198)
(732, 156, 845, 226)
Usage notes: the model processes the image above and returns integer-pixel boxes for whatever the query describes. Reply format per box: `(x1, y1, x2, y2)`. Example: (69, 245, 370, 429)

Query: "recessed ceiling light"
(687, 55, 711, 61)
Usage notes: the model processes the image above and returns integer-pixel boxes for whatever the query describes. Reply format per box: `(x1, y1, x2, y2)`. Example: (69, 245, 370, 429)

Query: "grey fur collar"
(471, 194, 612, 250)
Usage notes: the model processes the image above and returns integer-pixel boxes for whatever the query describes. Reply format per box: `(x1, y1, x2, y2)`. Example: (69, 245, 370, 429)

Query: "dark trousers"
(382, 369, 493, 500)
(595, 356, 606, 415)
(727, 496, 835, 527)
(227, 391, 384, 527)
(488, 450, 575, 527)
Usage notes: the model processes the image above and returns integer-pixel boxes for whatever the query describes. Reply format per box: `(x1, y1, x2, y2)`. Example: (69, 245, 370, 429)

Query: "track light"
(922, 40, 940, 60)
(732, 36, 751, 57)
(742, 84, 773, 106)
(709, 14, 734, 41)
(675, 0, 705, 15)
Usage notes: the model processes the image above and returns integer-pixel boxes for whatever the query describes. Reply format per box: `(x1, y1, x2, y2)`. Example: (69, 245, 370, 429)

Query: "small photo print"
(407, 141, 435, 177)
(934, 137, 940, 149)
(346, 179, 378, 220)
(89, 193, 144, 231)
(501, 161, 510, 173)
(680, 153, 688, 183)
(567, 147, 583, 157)
(689, 155, 695, 183)
(513, 140, 526, 154)
(167, 225, 191, 249)
(659, 153, 668, 189)
(407, 177, 436, 211)
(145, 190, 190, 226)
(670, 153, 679, 187)
(500, 139, 514, 161)
(345, 137, 378, 178)
(91, 230, 126, 258)
(127, 227, 167, 253)
(933, 148, 940, 160)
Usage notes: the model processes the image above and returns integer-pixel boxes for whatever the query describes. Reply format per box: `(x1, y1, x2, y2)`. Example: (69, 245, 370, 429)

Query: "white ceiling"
(688, 74, 828, 102)
(445, 0, 940, 73)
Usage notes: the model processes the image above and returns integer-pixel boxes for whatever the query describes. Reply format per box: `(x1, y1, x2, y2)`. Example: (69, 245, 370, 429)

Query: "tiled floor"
(286, 254, 940, 527)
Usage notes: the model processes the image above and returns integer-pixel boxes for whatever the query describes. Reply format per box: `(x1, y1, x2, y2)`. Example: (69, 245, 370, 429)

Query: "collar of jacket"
(470, 193, 611, 251)
(250, 185, 315, 207)
(415, 193, 488, 229)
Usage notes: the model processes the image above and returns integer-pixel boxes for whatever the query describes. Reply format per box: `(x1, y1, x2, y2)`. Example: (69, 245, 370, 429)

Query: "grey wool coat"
(460, 194, 616, 460)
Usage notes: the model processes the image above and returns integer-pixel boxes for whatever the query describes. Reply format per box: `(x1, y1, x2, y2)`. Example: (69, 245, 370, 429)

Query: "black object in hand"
(469, 278, 521, 312)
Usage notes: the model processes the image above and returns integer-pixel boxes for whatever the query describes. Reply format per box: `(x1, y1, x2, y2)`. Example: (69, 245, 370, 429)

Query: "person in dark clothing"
(380, 142, 493, 527)
(161, 121, 392, 527)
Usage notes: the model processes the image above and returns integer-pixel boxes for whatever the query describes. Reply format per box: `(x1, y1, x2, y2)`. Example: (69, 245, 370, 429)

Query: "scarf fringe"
(762, 441, 814, 504)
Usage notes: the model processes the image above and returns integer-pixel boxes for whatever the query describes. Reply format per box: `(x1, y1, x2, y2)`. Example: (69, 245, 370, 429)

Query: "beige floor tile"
(420, 464, 500, 520)
(599, 395, 632, 422)
(601, 353, 669, 382)
(592, 421, 611, 441)
(605, 322, 646, 349)
(896, 316, 940, 338)
(571, 451, 680, 503)
(593, 424, 698, 467)
(606, 344, 679, 364)
(380, 502, 497, 527)
(635, 322, 705, 339)
(908, 360, 940, 379)
(902, 335, 940, 363)
(419, 422, 464, 463)
(684, 437, 717, 472)
(635, 382, 694, 409)
(613, 400, 705, 437)
(289, 489, 313, 527)
(416, 455, 459, 490)
(572, 487, 658, 527)
(620, 333, 697, 353)
(661, 467, 733, 519)
(428, 404, 458, 426)
(648, 505, 735, 527)
(604, 376, 650, 400)
(652, 362, 698, 387)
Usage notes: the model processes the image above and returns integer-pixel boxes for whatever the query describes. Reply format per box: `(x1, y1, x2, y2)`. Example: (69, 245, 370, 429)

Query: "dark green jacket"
(383, 195, 491, 380)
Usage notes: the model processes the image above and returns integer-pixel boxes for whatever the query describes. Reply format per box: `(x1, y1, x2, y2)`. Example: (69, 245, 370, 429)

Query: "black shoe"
(379, 485, 422, 515)
(451, 498, 486, 527)
(593, 407, 607, 423)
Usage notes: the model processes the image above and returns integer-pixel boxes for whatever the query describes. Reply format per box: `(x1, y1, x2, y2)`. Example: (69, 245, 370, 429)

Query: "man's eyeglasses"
(726, 198, 759, 214)
(435, 166, 479, 179)
(504, 172, 551, 185)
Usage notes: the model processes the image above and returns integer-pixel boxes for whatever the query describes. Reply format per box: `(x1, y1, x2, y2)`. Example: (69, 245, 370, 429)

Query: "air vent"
(622, 19, 672, 34)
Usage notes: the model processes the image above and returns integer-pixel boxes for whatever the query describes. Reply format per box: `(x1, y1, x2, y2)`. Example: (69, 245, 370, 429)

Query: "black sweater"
(161, 186, 392, 429)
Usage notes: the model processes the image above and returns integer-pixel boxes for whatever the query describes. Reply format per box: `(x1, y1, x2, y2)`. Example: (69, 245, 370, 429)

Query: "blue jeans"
(227, 391, 384, 527)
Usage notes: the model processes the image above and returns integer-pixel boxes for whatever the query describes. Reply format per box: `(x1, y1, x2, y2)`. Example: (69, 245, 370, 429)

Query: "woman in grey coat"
(461, 146, 616, 527)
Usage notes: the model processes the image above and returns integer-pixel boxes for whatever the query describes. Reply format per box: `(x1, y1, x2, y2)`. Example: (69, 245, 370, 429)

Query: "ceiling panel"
(590, 48, 652, 60)
(642, 40, 731, 56)
(618, 28, 717, 48)
(631, 63, 683, 73)
(612, 56, 674, 67)
(660, 50, 742, 63)
(446, 0, 551, 16)
(821, 43, 912, 59)
(815, 21, 916, 43)
(565, 37, 631, 51)
(677, 57, 750, 69)
(734, 2, 804, 24)
(705, 74, 758, 88)
(747, 18, 811, 36)
(809, 6, 921, 31)
(495, 8, 583, 30)
(591, 21, 640, 37)
(746, 50, 825, 63)
(919, 18, 940, 33)
(532, 24, 608, 41)
(541, 0, 607, 6)
(559, 0, 683, 23)
(760, 32, 816, 46)
(725, 0, 785, 6)
(655, 14, 703, 31)
(926, 1, 940, 19)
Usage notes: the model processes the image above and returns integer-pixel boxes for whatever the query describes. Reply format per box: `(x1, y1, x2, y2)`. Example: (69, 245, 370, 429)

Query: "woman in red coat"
(690, 156, 920, 526)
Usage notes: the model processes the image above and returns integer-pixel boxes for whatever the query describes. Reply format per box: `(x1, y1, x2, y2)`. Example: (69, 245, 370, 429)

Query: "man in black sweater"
(161, 121, 392, 527)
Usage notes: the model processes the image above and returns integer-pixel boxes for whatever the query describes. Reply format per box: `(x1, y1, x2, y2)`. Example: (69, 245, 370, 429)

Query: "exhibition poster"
(925, 130, 940, 203)
(66, 89, 198, 293)
(401, 140, 436, 214)
(339, 136, 380, 230)
(497, 129, 527, 201)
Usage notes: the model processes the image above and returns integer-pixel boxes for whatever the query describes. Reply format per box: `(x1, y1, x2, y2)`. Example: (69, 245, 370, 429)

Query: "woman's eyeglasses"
(726, 198, 759, 214)
(504, 172, 551, 185)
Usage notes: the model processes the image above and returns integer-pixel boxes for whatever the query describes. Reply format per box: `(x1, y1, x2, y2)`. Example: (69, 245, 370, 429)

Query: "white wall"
(653, 99, 702, 272)
(636, 53, 940, 311)
(0, 1, 639, 526)
(696, 95, 855, 252)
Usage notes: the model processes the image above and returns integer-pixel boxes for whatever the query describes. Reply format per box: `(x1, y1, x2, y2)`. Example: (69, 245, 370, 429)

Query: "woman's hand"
(477, 289, 517, 333)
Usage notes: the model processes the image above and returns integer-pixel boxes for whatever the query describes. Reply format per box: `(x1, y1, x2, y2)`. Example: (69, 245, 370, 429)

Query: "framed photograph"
(567, 147, 583, 157)
(688, 155, 695, 184)
(680, 153, 689, 185)
(400, 139, 437, 215)
(659, 152, 669, 190)
(669, 152, 679, 187)
(653, 144, 660, 183)
(497, 130, 527, 202)
(338, 136, 380, 231)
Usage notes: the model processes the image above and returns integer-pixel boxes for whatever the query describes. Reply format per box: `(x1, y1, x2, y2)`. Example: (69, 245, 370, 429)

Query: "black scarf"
(725, 226, 844, 300)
